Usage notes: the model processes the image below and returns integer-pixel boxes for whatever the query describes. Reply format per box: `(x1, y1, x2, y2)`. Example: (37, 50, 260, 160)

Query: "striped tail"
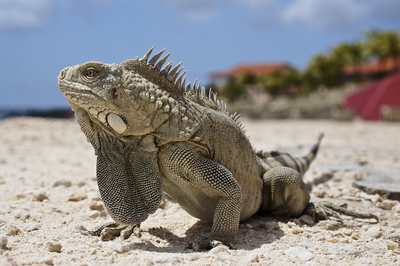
(257, 133, 324, 176)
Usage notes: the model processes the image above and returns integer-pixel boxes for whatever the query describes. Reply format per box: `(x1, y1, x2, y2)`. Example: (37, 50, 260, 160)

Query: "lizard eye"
(85, 68, 98, 78)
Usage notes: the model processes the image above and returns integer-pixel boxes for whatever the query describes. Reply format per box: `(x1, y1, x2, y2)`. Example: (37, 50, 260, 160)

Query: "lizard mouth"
(58, 79, 97, 107)
(59, 80, 129, 134)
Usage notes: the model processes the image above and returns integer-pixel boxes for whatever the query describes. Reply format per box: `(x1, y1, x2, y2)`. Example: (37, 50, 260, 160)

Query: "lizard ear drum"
(107, 113, 127, 134)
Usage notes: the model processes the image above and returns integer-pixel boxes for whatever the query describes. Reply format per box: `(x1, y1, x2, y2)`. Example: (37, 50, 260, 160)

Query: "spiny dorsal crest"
(135, 46, 245, 130)
(138, 47, 223, 107)
(130, 46, 245, 132)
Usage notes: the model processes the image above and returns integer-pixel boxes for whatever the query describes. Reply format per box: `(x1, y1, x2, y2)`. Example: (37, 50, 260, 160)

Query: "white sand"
(0, 117, 400, 265)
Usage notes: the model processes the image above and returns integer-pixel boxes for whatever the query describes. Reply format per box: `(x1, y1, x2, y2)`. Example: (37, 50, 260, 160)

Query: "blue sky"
(0, 0, 399, 109)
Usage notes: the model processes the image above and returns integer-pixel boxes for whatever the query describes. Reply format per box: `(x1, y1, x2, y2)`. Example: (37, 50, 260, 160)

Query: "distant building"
(344, 73, 400, 120)
(342, 56, 400, 81)
(210, 62, 293, 102)
(210, 62, 292, 87)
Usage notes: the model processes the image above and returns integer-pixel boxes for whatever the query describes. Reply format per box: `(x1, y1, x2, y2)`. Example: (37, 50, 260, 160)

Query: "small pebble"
(209, 245, 230, 254)
(68, 194, 87, 201)
(23, 222, 40, 232)
(376, 200, 397, 210)
(14, 209, 30, 220)
(245, 223, 253, 229)
(33, 191, 49, 202)
(114, 243, 133, 254)
(287, 221, 296, 228)
(76, 225, 89, 236)
(5, 225, 21, 236)
(0, 233, 8, 249)
(342, 229, 353, 236)
(244, 253, 259, 263)
(371, 194, 383, 203)
(299, 214, 315, 225)
(89, 201, 104, 210)
(366, 226, 382, 239)
(327, 238, 339, 243)
(339, 245, 361, 256)
(53, 180, 72, 187)
(2, 258, 17, 266)
(266, 233, 277, 243)
(7, 194, 26, 201)
(385, 233, 400, 243)
(321, 220, 341, 230)
(285, 246, 314, 261)
(153, 255, 180, 264)
(359, 192, 382, 202)
(47, 241, 62, 252)
(385, 240, 398, 250)
(351, 232, 361, 240)
(77, 181, 87, 187)
(291, 228, 303, 234)
(88, 210, 100, 219)
(38, 256, 54, 266)
(261, 221, 279, 231)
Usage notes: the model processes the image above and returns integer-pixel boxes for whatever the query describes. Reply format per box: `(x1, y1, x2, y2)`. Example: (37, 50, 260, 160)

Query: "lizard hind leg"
(261, 167, 310, 217)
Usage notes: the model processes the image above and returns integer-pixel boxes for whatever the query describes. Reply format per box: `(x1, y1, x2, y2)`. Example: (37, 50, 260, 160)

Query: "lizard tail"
(309, 132, 324, 158)
(257, 133, 324, 176)
(299, 133, 324, 174)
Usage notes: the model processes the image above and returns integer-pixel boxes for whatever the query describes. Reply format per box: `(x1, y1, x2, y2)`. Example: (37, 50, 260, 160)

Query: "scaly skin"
(58, 46, 378, 250)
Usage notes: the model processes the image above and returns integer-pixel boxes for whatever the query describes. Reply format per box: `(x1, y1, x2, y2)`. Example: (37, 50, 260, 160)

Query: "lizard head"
(58, 61, 135, 136)
(57, 47, 184, 137)
(58, 46, 211, 142)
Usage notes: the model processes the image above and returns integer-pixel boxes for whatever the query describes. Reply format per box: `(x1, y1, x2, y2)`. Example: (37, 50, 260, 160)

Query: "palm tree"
(303, 54, 342, 89)
(365, 30, 400, 75)
(259, 68, 300, 96)
(330, 42, 366, 82)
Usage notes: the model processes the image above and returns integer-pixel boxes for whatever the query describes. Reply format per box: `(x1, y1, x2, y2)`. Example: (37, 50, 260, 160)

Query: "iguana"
(57, 46, 378, 250)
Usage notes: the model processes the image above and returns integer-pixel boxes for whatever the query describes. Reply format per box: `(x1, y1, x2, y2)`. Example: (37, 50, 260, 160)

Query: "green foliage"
(239, 73, 256, 85)
(365, 30, 400, 60)
(222, 79, 246, 101)
(303, 54, 343, 89)
(330, 42, 365, 66)
(259, 68, 300, 96)
(219, 30, 400, 99)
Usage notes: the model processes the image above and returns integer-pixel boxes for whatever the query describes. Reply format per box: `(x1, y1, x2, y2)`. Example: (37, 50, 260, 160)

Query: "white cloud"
(282, 0, 370, 31)
(367, 0, 400, 22)
(241, 0, 282, 28)
(160, 0, 375, 31)
(0, 0, 395, 34)
(154, 0, 223, 22)
(0, 0, 55, 32)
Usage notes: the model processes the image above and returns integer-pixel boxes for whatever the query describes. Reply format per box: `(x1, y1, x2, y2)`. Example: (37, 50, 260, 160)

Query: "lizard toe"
(89, 222, 141, 241)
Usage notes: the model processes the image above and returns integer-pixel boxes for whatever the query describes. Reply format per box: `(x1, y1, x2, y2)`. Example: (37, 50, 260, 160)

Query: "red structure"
(342, 56, 400, 78)
(211, 62, 292, 80)
(344, 73, 400, 120)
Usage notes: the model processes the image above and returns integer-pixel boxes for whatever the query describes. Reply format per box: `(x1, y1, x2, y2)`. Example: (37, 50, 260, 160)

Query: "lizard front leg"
(159, 143, 242, 250)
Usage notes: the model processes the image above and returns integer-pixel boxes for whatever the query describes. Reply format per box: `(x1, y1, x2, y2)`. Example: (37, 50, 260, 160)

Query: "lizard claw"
(187, 237, 235, 251)
(89, 222, 141, 241)
(307, 201, 379, 222)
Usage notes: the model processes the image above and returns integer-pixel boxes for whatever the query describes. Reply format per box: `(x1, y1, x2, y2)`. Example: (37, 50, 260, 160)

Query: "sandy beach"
(1, 117, 400, 265)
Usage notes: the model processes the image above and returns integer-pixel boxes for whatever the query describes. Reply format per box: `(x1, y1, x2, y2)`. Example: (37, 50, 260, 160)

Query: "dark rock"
(352, 169, 400, 200)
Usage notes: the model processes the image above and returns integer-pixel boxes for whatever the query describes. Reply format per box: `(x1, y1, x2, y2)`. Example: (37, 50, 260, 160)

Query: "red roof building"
(211, 62, 292, 81)
(344, 73, 400, 120)
(342, 56, 400, 78)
